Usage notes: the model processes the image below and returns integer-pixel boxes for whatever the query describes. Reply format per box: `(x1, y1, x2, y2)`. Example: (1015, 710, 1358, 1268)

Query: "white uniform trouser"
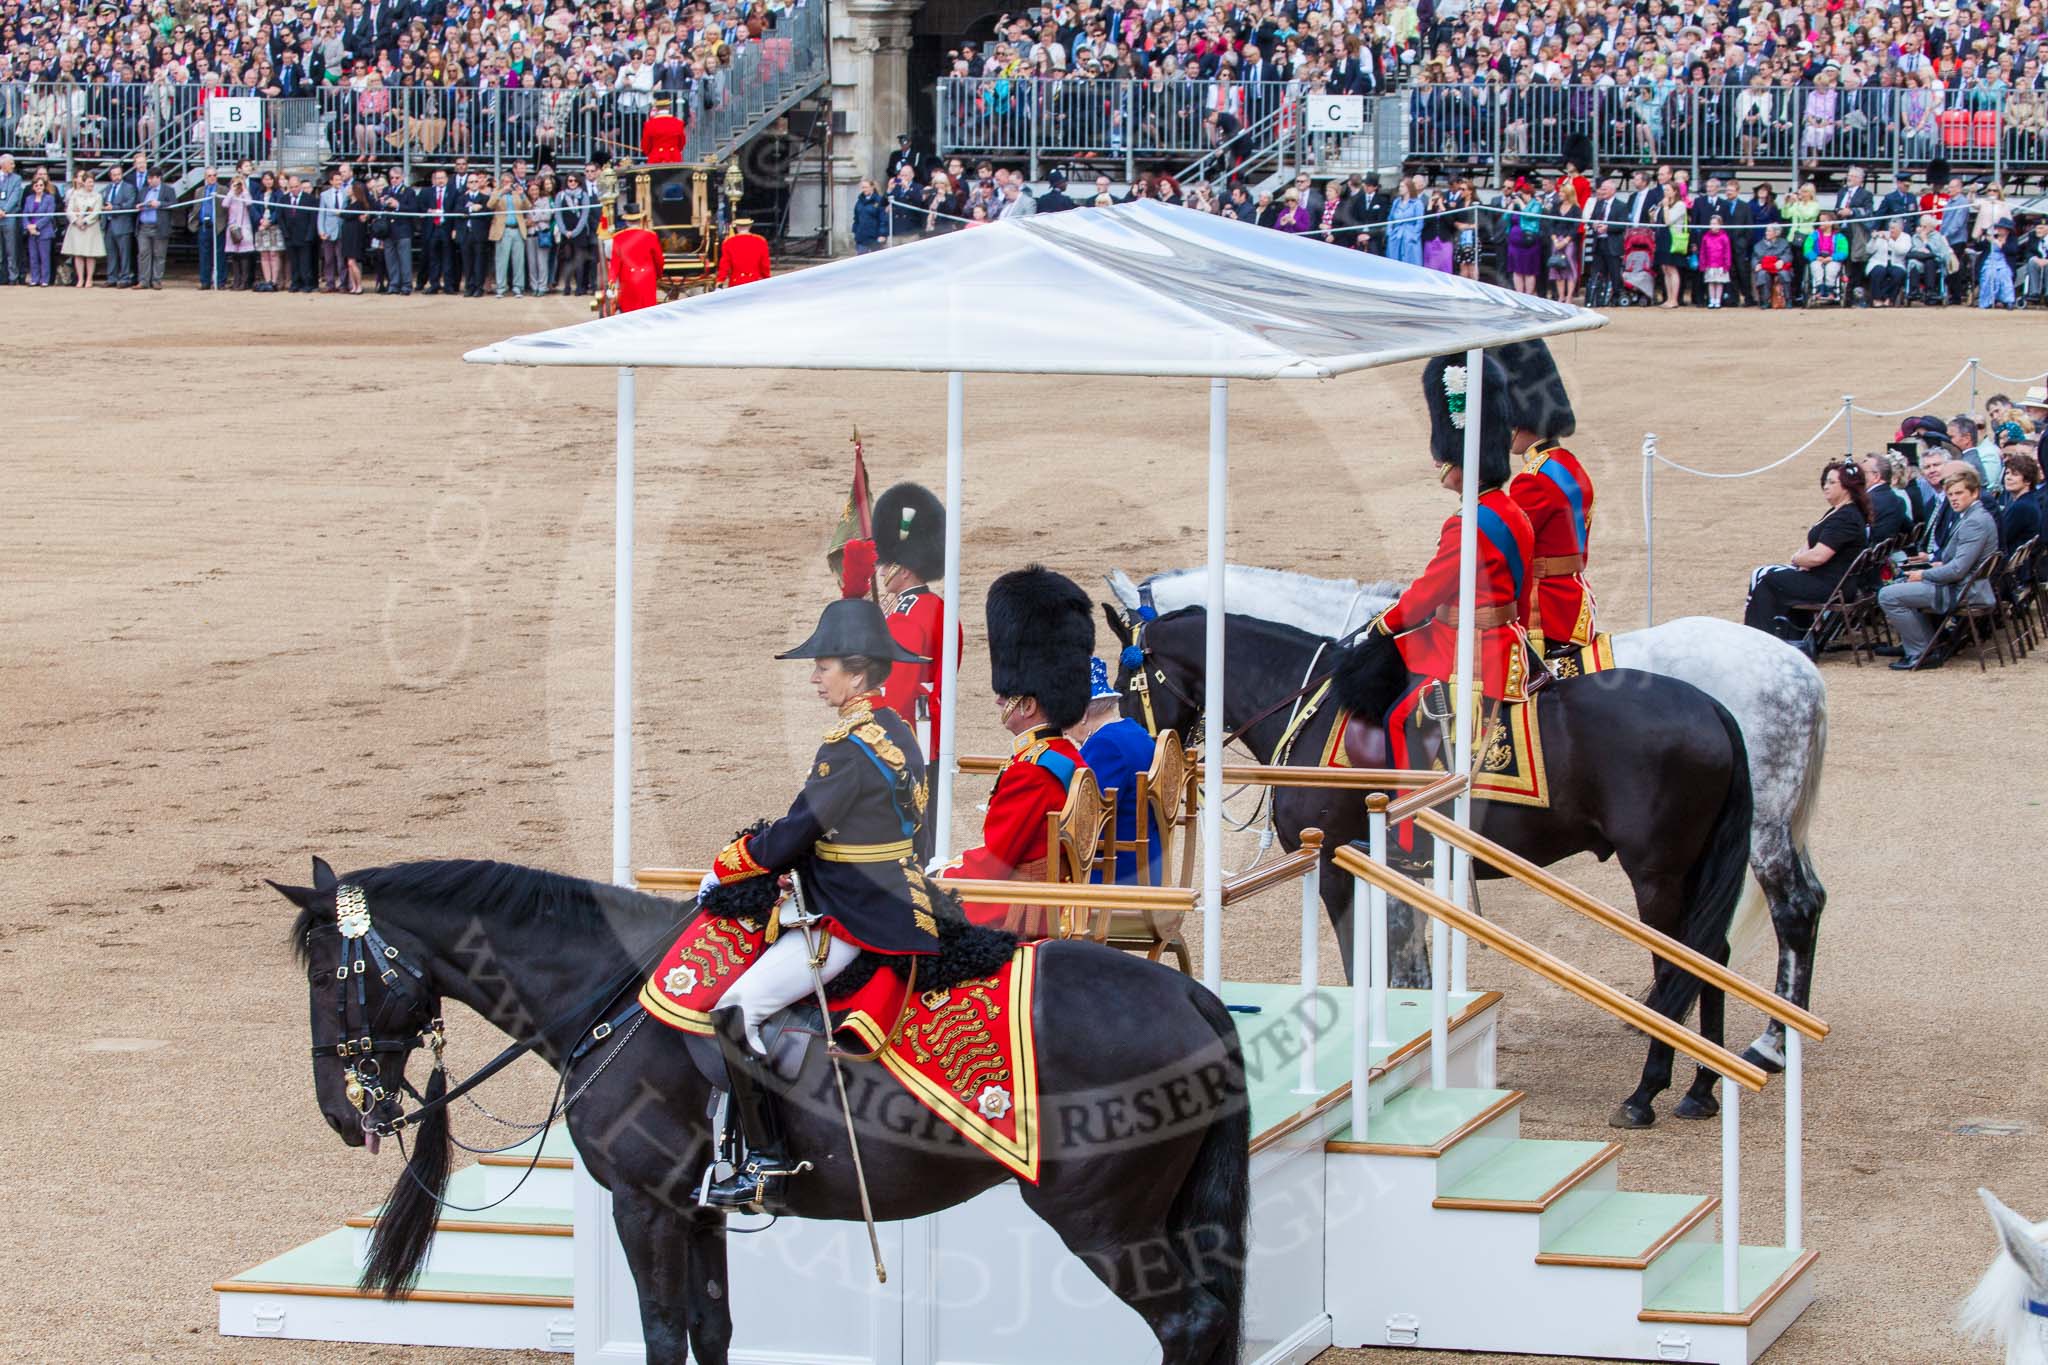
(721, 926, 860, 1054)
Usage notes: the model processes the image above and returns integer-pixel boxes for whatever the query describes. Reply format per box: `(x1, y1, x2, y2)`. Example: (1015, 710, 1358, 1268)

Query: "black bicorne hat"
(986, 565, 1094, 731)
(1423, 353, 1513, 490)
(874, 482, 947, 581)
(777, 598, 928, 664)
(1492, 338, 1576, 441)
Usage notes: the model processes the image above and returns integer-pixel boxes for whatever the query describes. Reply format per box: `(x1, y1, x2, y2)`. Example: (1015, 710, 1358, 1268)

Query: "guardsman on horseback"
(1353, 353, 1537, 777)
(693, 592, 943, 1208)
(1498, 339, 1597, 656)
(939, 566, 1092, 926)
(841, 483, 961, 763)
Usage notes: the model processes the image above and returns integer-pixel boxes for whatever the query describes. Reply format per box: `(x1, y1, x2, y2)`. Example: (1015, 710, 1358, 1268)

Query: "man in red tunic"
(1498, 339, 1598, 655)
(938, 566, 1094, 931)
(715, 219, 771, 287)
(1340, 353, 1535, 780)
(607, 225, 664, 312)
(843, 483, 961, 762)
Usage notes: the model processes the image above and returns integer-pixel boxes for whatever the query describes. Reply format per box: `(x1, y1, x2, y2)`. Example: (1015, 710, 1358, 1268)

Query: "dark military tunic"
(710, 696, 941, 956)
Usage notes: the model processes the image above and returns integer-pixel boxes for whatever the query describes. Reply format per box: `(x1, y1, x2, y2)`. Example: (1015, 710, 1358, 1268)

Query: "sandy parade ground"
(3, 286, 2045, 1365)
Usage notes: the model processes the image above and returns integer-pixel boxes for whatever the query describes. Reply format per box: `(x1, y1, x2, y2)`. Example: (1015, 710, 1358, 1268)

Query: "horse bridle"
(308, 885, 449, 1135)
(306, 883, 680, 1141)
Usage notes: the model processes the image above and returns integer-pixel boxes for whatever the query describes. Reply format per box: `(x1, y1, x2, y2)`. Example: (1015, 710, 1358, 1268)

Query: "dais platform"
(218, 979, 1812, 1362)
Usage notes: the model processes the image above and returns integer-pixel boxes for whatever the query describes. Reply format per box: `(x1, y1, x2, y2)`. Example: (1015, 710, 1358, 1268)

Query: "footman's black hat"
(778, 598, 927, 663)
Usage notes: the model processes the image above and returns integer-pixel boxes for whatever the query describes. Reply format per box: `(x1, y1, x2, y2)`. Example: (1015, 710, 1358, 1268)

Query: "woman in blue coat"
(1387, 176, 1425, 266)
(851, 178, 886, 253)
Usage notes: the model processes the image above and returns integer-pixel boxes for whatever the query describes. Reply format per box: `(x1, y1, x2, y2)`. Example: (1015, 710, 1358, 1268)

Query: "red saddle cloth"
(638, 916, 1044, 1182)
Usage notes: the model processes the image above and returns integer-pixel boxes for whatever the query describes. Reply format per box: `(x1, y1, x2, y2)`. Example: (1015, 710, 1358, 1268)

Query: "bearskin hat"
(1424, 352, 1513, 490)
(873, 482, 946, 581)
(986, 565, 1094, 731)
(1492, 338, 1576, 441)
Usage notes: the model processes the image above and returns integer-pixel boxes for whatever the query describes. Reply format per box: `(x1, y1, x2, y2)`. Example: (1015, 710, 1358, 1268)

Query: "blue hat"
(1088, 656, 1120, 702)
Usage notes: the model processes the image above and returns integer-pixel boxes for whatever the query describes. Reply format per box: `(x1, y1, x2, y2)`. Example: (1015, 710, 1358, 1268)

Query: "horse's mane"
(1107, 565, 1403, 638)
(291, 859, 678, 963)
(1149, 602, 1333, 653)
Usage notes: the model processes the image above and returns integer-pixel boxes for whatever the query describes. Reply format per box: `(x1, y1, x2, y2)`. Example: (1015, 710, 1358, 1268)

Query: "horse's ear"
(1981, 1189, 2048, 1290)
(267, 879, 322, 910)
(311, 856, 338, 891)
(1101, 602, 1133, 648)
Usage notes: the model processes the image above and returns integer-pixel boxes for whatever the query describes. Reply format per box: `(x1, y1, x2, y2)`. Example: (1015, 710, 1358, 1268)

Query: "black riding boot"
(702, 1006, 804, 1211)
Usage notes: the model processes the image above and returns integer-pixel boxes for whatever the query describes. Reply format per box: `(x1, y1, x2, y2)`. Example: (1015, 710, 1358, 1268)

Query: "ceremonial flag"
(825, 428, 875, 576)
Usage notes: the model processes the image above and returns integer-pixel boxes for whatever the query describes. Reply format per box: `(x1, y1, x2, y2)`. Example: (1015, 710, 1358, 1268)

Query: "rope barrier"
(1981, 366, 2048, 385)
(1848, 360, 1972, 418)
(1651, 407, 1843, 480)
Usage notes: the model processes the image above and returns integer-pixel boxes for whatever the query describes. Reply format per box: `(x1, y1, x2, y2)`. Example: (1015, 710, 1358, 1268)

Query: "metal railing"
(1400, 80, 2048, 185)
(0, 11, 826, 185)
(936, 76, 1303, 182)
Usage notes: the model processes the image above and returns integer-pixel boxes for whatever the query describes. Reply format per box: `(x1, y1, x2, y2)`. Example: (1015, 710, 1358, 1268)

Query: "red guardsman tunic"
(1379, 487, 1536, 765)
(715, 230, 772, 287)
(939, 725, 1083, 930)
(878, 585, 961, 763)
(1508, 440, 1597, 649)
(608, 227, 664, 313)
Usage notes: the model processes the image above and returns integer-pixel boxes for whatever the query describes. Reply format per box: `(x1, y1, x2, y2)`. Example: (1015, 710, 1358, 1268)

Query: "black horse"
(1108, 606, 1753, 1129)
(273, 856, 1250, 1365)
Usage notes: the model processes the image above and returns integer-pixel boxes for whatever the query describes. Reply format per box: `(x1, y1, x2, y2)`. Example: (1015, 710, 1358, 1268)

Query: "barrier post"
(1028, 86, 1040, 183)
(1842, 395, 1853, 456)
(1296, 861, 1322, 1096)
(1366, 795, 1390, 1049)
(1430, 840, 1450, 1091)
(1969, 357, 1980, 416)
(1349, 858, 1371, 1142)
(612, 367, 637, 887)
(1642, 433, 1656, 628)
(1721, 1085, 1741, 1313)
(1785, 1028, 1803, 1250)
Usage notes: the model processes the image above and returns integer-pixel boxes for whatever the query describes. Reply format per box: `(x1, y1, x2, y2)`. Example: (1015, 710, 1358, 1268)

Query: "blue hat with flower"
(1088, 656, 1120, 702)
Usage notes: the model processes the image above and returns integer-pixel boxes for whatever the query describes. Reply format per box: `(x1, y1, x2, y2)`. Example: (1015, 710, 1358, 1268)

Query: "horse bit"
(308, 884, 447, 1139)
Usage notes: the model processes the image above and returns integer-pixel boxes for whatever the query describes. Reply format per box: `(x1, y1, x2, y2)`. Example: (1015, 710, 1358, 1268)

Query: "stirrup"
(702, 1152, 811, 1212)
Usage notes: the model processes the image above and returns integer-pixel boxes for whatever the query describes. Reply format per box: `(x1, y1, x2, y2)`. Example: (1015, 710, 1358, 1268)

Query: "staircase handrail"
(1411, 807, 1828, 1043)
(1332, 841, 1768, 1093)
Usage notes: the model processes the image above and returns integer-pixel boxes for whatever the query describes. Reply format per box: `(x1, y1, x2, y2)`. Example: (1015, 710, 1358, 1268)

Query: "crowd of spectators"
(1743, 396, 2048, 669)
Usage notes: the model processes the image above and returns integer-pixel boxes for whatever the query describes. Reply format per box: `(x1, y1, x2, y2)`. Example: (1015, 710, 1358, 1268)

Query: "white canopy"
(464, 200, 1601, 377)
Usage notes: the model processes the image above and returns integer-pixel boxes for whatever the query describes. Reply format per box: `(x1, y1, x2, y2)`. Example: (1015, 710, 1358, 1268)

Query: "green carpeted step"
(1326, 1087, 1520, 1152)
(1434, 1139, 1618, 1211)
(1536, 1192, 1717, 1267)
(348, 1201, 571, 1232)
(216, 1228, 573, 1303)
(1640, 1245, 1811, 1320)
(479, 1123, 575, 1164)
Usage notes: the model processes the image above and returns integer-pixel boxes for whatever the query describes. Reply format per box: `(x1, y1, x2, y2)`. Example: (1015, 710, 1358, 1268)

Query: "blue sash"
(1538, 456, 1590, 553)
(1033, 748, 1079, 790)
(846, 733, 917, 840)
(1475, 504, 1527, 605)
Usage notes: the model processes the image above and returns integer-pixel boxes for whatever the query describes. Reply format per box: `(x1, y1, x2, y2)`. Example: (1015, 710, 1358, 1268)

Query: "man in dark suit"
(1723, 189, 1757, 306)
(1339, 171, 1392, 252)
(458, 170, 491, 297)
(555, 173, 595, 295)
(281, 174, 319, 292)
(1036, 170, 1077, 213)
(1834, 165, 1876, 301)
(1583, 176, 1626, 305)
(379, 173, 416, 295)
(1876, 171, 1918, 232)
(102, 166, 139, 287)
(419, 168, 458, 293)
(1878, 464, 1996, 668)
(1241, 46, 1275, 124)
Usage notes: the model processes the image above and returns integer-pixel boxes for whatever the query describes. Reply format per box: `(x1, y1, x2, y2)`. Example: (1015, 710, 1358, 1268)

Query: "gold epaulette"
(822, 698, 877, 744)
(855, 721, 905, 768)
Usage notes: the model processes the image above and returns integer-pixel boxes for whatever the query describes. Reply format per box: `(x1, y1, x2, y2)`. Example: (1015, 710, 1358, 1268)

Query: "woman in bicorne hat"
(690, 593, 943, 1208)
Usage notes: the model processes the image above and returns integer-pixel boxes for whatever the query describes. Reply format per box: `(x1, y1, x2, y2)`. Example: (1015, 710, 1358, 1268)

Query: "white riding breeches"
(721, 925, 859, 1053)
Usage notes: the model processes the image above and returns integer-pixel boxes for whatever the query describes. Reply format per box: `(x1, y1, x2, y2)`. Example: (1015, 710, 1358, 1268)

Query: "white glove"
(693, 867, 721, 904)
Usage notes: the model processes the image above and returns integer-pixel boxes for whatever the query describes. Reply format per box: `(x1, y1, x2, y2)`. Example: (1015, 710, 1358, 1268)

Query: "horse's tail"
(1170, 984, 1251, 1365)
(1647, 699, 1753, 1027)
(360, 1066, 453, 1299)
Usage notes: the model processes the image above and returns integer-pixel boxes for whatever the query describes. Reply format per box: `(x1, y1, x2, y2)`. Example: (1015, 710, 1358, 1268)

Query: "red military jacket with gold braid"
(1507, 441, 1597, 648)
(939, 725, 1082, 925)
(878, 585, 961, 761)
(1380, 487, 1537, 703)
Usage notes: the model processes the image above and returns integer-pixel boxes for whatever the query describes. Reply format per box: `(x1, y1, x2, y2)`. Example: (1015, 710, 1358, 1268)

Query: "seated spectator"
(1877, 465, 1998, 670)
(1752, 224, 1793, 307)
(1906, 216, 1957, 305)
(1861, 452, 1912, 545)
(1998, 453, 2042, 555)
(1864, 220, 1911, 307)
(1067, 659, 1161, 886)
(1743, 459, 1873, 655)
(1803, 210, 1849, 304)
(2018, 220, 2048, 306)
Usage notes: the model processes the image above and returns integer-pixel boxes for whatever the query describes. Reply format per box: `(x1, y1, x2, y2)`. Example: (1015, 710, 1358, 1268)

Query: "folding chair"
(2000, 536, 2042, 654)
(1915, 552, 2007, 671)
(1787, 541, 1885, 664)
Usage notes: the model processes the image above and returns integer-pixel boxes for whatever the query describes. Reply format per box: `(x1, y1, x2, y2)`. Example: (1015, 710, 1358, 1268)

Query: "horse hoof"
(1741, 1045, 1786, 1075)
(1672, 1095, 1720, 1120)
(1608, 1103, 1656, 1129)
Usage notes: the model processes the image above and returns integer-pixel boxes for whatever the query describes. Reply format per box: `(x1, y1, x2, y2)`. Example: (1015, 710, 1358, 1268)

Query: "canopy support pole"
(1450, 346, 1482, 993)
(612, 367, 636, 887)
(934, 371, 966, 864)
(1202, 377, 1229, 994)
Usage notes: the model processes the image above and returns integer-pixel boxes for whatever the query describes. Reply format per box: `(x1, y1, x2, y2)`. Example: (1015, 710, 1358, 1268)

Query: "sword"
(787, 869, 888, 1285)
